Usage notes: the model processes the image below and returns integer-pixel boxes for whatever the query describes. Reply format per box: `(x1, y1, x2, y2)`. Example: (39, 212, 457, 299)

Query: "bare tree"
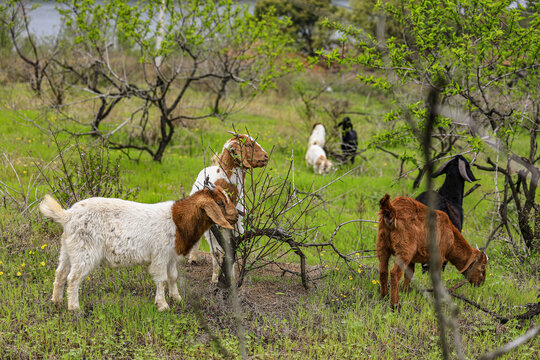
(35, 0, 298, 161)
(0, 0, 62, 103)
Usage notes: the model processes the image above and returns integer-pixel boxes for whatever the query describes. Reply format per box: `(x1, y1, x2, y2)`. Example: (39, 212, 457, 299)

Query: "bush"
(39, 139, 139, 208)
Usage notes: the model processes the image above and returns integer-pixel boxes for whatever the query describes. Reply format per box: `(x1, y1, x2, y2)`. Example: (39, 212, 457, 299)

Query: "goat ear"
(203, 201, 234, 230)
(242, 153, 253, 169)
(228, 141, 249, 168)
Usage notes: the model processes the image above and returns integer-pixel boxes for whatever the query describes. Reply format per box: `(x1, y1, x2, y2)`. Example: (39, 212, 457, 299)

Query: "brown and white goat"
(188, 133, 268, 282)
(39, 186, 238, 311)
(377, 194, 488, 309)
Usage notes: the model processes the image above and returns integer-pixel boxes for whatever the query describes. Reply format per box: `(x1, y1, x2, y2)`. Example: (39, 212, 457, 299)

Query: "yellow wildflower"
(348, 275, 353, 280)
(357, 268, 362, 274)
(372, 280, 380, 285)
(41, 244, 47, 249)
(355, 252, 360, 256)
(29, 251, 33, 255)
(21, 263, 25, 267)
(17, 272, 22, 276)
(0, 272, 3, 275)
(40, 262, 46, 266)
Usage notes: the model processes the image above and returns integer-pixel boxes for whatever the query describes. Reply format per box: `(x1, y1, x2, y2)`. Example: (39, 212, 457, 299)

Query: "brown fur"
(214, 178, 239, 204)
(377, 194, 488, 309)
(172, 186, 238, 256)
(213, 135, 269, 177)
(315, 154, 325, 167)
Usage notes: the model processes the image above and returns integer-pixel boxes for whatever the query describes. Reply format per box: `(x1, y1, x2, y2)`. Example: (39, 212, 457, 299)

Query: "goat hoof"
(391, 304, 401, 312)
(171, 294, 182, 302)
(157, 303, 170, 311)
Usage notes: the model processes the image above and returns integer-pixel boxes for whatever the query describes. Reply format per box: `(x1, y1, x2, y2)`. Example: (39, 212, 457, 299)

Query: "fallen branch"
(423, 289, 540, 324)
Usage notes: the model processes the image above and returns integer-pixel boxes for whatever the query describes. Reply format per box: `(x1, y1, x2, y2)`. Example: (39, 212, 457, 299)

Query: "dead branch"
(479, 323, 540, 360)
(423, 289, 540, 324)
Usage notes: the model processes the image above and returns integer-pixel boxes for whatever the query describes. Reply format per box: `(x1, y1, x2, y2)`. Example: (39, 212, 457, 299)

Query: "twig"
(423, 289, 540, 324)
(479, 323, 540, 360)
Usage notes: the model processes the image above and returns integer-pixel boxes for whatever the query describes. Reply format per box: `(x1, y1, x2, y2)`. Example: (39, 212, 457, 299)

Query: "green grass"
(0, 82, 538, 359)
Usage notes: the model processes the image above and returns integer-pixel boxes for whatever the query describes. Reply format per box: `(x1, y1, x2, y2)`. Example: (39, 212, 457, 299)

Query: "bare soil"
(183, 252, 314, 320)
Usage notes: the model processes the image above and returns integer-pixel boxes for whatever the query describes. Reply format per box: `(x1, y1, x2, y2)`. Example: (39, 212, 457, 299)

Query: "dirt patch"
(182, 252, 320, 332)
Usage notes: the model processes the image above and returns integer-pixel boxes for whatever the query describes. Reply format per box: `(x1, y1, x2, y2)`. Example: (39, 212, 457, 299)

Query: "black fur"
(416, 155, 478, 272)
(337, 117, 358, 164)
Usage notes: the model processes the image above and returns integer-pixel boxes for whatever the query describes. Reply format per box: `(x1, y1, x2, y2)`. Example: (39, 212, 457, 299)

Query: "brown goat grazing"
(377, 194, 488, 309)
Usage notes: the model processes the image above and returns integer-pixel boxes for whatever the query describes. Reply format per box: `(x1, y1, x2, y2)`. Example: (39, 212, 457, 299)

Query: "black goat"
(415, 155, 478, 272)
(337, 117, 358, 164)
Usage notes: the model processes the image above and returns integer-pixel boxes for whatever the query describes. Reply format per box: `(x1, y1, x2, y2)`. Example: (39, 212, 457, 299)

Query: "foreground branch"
(479, 323, 540, 360)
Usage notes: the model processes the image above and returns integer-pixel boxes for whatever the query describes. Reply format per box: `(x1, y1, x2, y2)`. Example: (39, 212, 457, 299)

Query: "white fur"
(305, 144, 333, 175)
(40, 195, 181, 311)
(308, 124, 326, 148)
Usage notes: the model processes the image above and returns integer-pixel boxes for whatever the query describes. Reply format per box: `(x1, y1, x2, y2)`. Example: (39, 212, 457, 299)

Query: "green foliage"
(346, 0, 403, 41)
(0, 4, 13, 53)
(322, 0, 540, 164)
(254, 0, 338, 55)
(50, 0, 302, 161)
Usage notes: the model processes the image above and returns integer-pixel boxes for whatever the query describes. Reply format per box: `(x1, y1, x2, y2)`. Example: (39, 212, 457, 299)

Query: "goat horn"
(203, 176, 216, 191)
(432, 158, 452, 178)
(458, 159, 475, 183)
(478, 244, 489, 260)
(226, 131, 239, 137)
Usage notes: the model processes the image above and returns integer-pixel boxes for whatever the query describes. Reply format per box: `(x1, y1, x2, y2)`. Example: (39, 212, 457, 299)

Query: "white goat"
(39, 186, 238, 311)
(306, 144, 333, 174)
(187, 133, 269, 283)
(308, 123, 326, 148)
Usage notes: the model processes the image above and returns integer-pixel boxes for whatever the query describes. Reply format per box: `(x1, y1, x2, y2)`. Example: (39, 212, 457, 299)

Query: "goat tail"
(39, 194, 68, 226)
(379, 193, 396, 227)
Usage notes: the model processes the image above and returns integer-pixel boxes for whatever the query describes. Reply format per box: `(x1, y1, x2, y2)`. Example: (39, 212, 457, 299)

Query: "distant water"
(26, 0, 351, 39)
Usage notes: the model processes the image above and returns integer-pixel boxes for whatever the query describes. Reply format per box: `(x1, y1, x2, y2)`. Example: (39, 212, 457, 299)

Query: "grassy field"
(0, 79, 538, 359)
